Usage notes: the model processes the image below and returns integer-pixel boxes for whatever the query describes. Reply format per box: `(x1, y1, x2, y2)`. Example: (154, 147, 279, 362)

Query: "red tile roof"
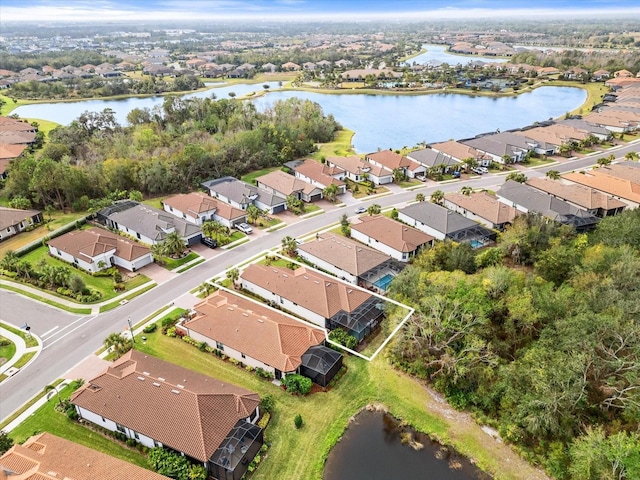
(71, 350, 260, 463)
(351, 215, 433, 253)
(47, 227, 150, 262)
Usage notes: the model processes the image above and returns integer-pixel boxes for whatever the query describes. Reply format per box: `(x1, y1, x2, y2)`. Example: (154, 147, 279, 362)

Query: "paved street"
(1, 140, 638, 422)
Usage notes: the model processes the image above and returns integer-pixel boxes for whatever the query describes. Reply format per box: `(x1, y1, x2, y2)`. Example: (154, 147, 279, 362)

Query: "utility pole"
(127, 317, 135, 344)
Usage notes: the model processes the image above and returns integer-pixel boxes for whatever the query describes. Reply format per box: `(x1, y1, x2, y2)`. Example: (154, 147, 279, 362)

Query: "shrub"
(282, 374, 312, 395)
(294, 414, 303, 429)
(258, 412, 271, 430)
(260, 394, 275, 413)
(329, 328, 358, 350)
(198, 341, 208, 351)
(166, 326, 177, 337)
(143, 323, 157, 334)
(126, 438, 137, 447)
(69, 274, 86, 294)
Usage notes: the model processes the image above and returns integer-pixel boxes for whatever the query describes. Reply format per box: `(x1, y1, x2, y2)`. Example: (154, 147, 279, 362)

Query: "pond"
(406, 44, 509, 66)
(323, 410, 489, 480)
(12, 83, 585, 153)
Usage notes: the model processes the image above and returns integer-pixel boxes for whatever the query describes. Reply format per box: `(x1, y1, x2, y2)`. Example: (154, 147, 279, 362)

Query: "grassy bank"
(545, 80, 609, 116)
(311, 128, 355, 160)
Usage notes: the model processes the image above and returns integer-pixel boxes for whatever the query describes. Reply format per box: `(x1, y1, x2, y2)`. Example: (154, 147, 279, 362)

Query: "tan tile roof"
(162, 192, 218, 216)
(293, 160, 345, 188)
(185, 290, 325, 372)
(0, 432, 169, 480)
(366, 150, 411, 169)
(445, 191, 520, 225)
(562, 169, 640, 204)
(298, 232, 391, 276)
(525, 124, 589, 143)
(240, 263, 372, 318)
(0, 143, 26, 160)
(0, 116, 37, 132)
(326, 155, 368, 175)
(600, 164, 640, 184)
(47, 227, 150, 262)
(0, 207, 40, 231)
(71, 350, 259, 463)
(351, 215, 433, 253)
(526, 178, 627, 211)
(430, 140, 489, 162)
(256, 170, 319, 196)
(0, 130, 36, 144)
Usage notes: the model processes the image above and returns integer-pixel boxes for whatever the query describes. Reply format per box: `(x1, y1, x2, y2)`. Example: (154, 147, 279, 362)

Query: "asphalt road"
(1, 141, 638, 422)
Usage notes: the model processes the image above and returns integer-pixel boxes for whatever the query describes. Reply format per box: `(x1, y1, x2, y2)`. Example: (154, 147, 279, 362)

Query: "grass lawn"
(521, 157, 556, 168)
(1, 322, 39, 348)
(12, 350, 36, 369)
(0, 283, 92, 314)
(98, 282, 157, 313)
(20, 245, 151, 303)
(176, 258, 205, 273)
(310, 128, 355, 161)
(124, 331, 545, 480)
(241, 167, 280, 185)
(258, 257, 291, 268)
(302, 204, 322, 215)
(0, 211, 89, 258)
(0, 336, 17, 366)
(10, 385, 150, 469)
(398, 179, 421, 188)
(162, 252, 200, 270)
(141, 195, 171, 210)
(255, 217, 283, 230)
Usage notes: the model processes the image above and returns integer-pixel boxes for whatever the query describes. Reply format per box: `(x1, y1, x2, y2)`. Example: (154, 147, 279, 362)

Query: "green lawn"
(310, 129, 355, 161)
(20, 245, 151, 303)
(0, 336, 17, 366)
(163, 252, 200, 270)
(141, 195, 170, 210)
(0, 211, 89, 258)
(241, 167, 280, 185)
(0, 283, 92, 314)
(10, 385, 150, 469)
(1, 322, 39, 348)
(98, 283, 157, 313)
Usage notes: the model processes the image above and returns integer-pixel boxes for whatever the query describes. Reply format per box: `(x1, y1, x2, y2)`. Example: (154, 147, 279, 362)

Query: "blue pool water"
(470, 240, 484, 249)
(373, 273, 394, 291)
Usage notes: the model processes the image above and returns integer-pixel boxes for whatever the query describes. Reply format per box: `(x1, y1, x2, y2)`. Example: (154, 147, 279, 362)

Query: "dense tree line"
(0, 51, 116, 72)
(387, 210, 640, 479)
(2, 96, 340, 210)
(509, 49, 640, 76)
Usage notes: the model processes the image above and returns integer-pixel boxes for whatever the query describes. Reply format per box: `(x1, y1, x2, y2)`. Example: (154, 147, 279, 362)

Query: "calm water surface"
(13, 82, 585, 152)
(323, 411, 488, 480)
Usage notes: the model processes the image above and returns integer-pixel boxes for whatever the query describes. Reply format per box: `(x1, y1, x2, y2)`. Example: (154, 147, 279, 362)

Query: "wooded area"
(387, 210, 640, 479)
(2, 96, 341, 210)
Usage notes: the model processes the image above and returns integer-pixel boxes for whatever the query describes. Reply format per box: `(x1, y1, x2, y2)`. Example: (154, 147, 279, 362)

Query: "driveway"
(138, 262, 178, 284)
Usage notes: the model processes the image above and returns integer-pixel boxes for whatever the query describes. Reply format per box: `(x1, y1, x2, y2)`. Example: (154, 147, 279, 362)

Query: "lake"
(323, 410, 488, 480)
(406, 44, 509, 66)
(12, 83, 585, 153)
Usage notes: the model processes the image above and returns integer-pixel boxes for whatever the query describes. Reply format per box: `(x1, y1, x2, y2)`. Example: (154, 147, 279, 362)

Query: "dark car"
(200, 237, 218, 248)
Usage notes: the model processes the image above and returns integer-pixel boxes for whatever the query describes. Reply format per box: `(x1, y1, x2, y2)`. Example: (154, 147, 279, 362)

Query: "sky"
(1, 0, 639, 22)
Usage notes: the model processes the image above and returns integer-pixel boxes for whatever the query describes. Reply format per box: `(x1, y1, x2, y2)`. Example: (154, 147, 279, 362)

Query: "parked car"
(452, 171, 461, 178)
(477, 166, 489, 174)
(355, 206, 367, 214)
(200, 237, 218, 249)
(471, 167, 484, 175)
(236, 222, 253, 234)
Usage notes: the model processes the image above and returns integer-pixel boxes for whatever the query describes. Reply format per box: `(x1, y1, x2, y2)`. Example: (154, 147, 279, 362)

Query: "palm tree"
(45, 384, 64, 409)
(546, 170, 561, 180)
(367, 204, 381, 215)
(460, 186, 473, 196)
(625, 151, 638, 162)
(415, 193, 425, 202)
(0, 251, 19, 272)
(323, 184, 339, 203)
(201, 220, 219, 240)
(597, 156, 612, 167)
(246, 204, 261, 224)
(462, 157, 478, 172)
(281, 236, 298, 257)
(226, 267, 240, 289)
(506, 172, 527, 183)
(431, 190, 444, 205)
(161, 231, 186, 258)
(103, 332, 133, 359)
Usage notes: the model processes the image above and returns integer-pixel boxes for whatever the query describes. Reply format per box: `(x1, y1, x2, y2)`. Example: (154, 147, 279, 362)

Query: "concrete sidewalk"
(0, 279, 156, 315)
(0, 326, 39, 376)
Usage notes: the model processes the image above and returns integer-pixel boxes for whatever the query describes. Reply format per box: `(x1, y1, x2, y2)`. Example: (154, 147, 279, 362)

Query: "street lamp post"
(127, 317, 135, 344)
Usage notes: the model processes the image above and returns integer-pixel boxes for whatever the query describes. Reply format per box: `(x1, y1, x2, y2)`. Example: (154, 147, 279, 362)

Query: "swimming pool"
(373, 273, 394, 291)
(470, 239, 484, 249)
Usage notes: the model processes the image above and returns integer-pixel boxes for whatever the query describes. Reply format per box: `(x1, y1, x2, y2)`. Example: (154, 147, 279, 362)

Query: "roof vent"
(257, 319, 264, 323)
(142, 371, 150, 376)
(348, 289, 353, 293)
(177, 384, 185, 389)
(242, 313, 249, 317)
(158, 377, 165, 382)
(283, 274, 288, 277)
(171, 389, 181, 394)
(137, 376, 145, 381)
(153, 382, 161, 387)
(227, 307, 234, 311)
(314, 280, 320, 284)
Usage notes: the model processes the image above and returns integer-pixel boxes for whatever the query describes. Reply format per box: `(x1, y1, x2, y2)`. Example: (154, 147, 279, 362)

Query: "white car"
(355, 206, 367, 214)
(477, 166, 489, 174)
(236, 223, 253, 234)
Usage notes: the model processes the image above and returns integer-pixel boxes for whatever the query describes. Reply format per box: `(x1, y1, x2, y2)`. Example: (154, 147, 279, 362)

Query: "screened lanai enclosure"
(328, 296, 385, 343)
(209, 420, 263, 480)
(300, 345, 343, 387)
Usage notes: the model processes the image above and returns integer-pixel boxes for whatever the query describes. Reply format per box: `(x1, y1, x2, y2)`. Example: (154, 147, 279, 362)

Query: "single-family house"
(585, 110, 640, 133)
(461, 133, 529, 163)
(325, 156, 393, 185)
(0, 433, 170, 480)
(350, 215, 434, 262)
(526, 178, 626, 217)
(71, 350, 262, 480)
(429, 140, 492, 167)
(97, 201, 202, 246)
(365, 150, 416, 177)
(47, 227, 153, 273)
(562, 166, 640, 208)
(255, 170, 324, 203)
(558, 119, 612, 142)
(290, 159, 347, 195)
(240, 263, 384, 342)
(281, 62, 300, 71)
(162, 191, 246, 228)
(178, 289, 339, 383)
(406, 148, 461, 176)
(201, 177, 287, 214)
(398, 201, 495, 246)
(593, 69, 610, 81)
(443, 191, 521, 230)
(0, 207, 42, 241)
(297, 232, 404, 292)
(496, 180, 601, 231)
